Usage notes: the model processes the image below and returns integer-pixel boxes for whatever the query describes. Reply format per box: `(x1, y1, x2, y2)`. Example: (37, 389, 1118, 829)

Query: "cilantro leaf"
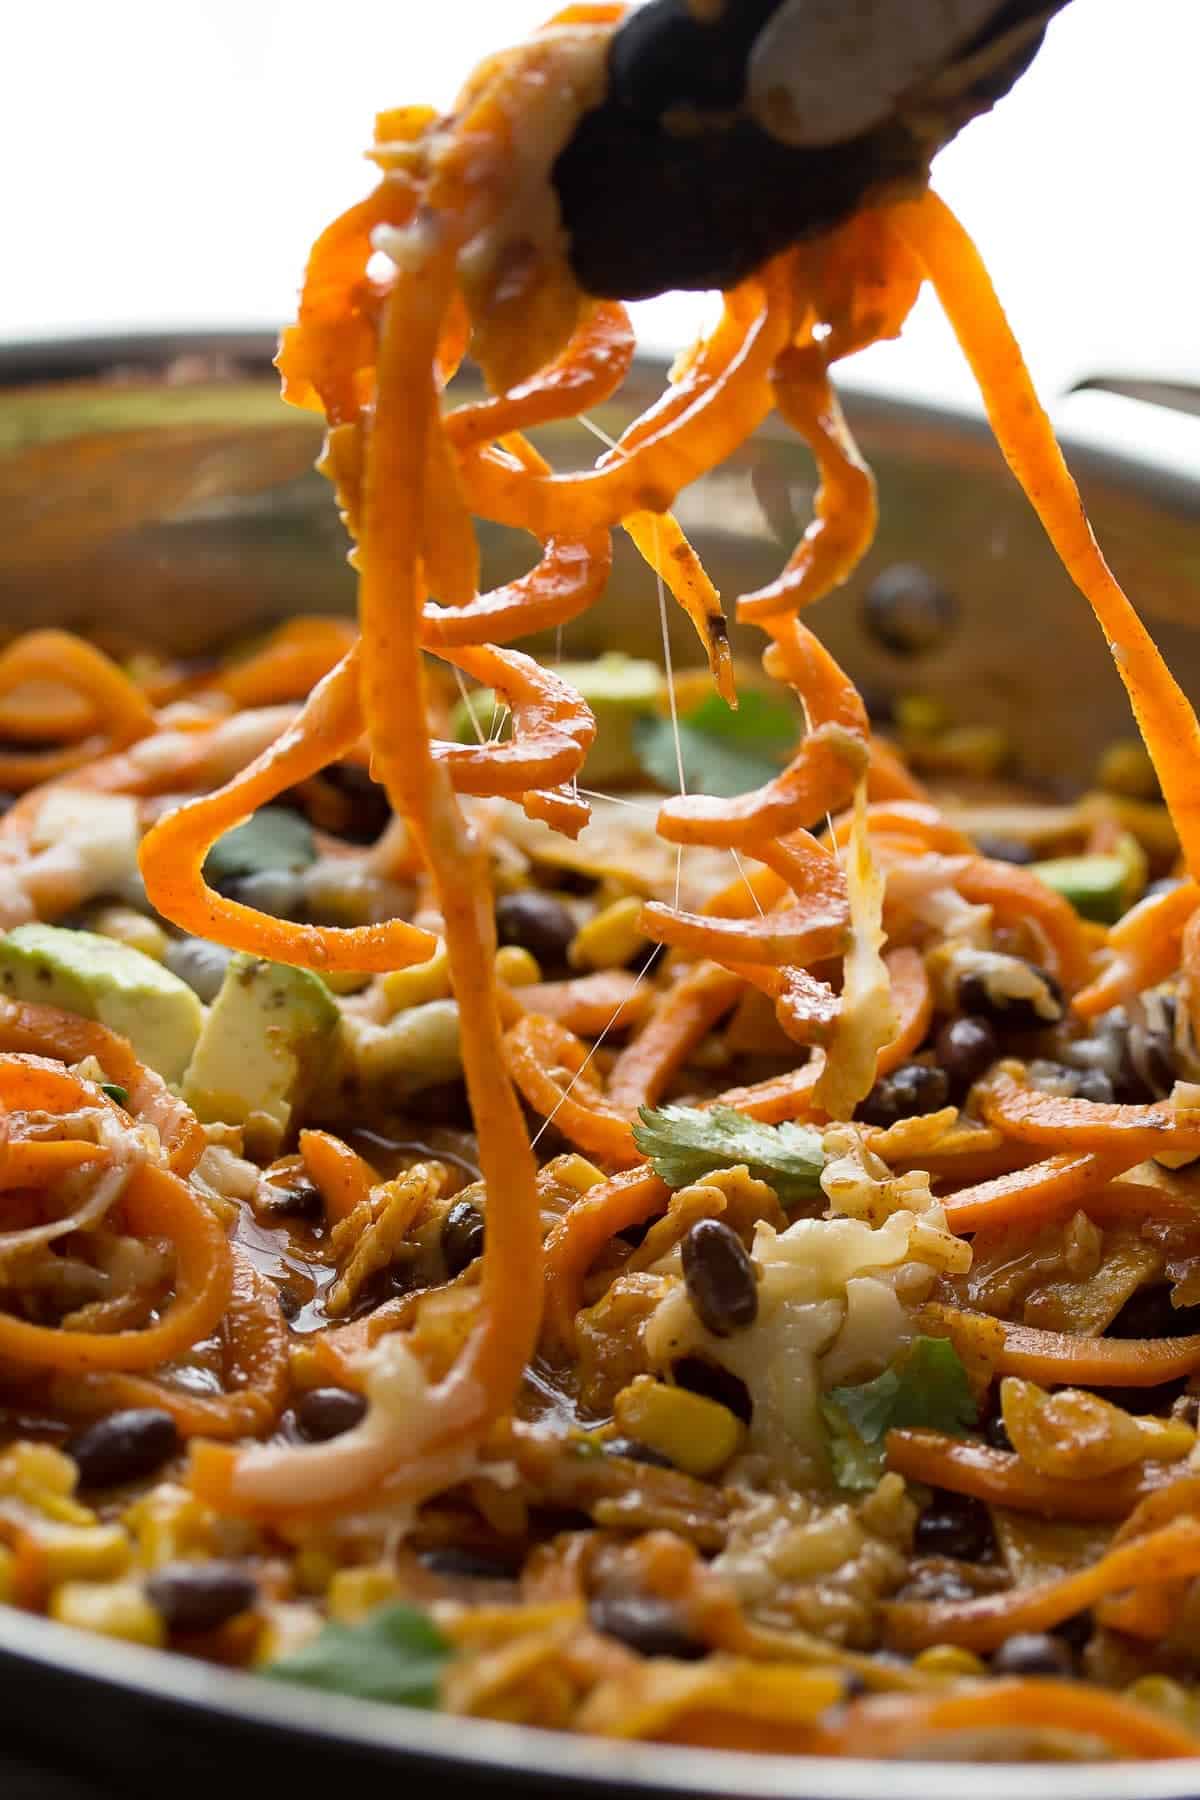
(633, 690, 798, 798)
(633, 1103, 825, 1209)
(99, 1083, 129, 1107)
(820, 1399, 887, 1491)
(823, 1337, 978, 1491)
(262, 1603, 451, 1708)
(204, 806, 316, 889)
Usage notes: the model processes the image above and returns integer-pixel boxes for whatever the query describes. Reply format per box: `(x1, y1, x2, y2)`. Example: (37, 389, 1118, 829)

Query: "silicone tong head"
(554, 0, 1067, 299)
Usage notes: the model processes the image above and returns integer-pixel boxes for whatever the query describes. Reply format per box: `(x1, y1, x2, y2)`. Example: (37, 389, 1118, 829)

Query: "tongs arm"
(553, 0, 1072, 299)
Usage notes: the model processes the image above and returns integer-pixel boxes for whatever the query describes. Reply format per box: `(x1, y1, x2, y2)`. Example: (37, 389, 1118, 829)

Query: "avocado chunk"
(0, 923, 204, 1084)
(452, 653, 663, 786)
(182, 954, 339, 1154)
(1031, 853, 1129, 925)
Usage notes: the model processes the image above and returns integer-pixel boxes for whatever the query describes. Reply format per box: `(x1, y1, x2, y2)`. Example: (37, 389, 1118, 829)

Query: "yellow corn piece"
(0, 1543, 15, 1605)
(569, 896, 647, 973)
(1125, 1675, 1199, 1726)
(382, 941, 451, 1013)
(494, 945, 540, 987)
(86, 905, 169, 962)
(293, 1547, 338, 1596)
(914, 1644, 986, 1678)
(1097, 740, 1160, 801)
(123, 1484, 213, 1569)
(51, 1578, 166, 1647)
(327, 1564, 402, 1624)
(613, 1376, 744, 1478)
(38, 1523, 132, 1585)
(252, 1601, 325, 1666)
(0, 1442, 94, 1526)
(322, 970, 372, 995)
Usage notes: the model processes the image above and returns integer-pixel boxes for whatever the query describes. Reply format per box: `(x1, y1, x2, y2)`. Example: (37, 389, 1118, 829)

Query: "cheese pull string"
(894, 188, 1200, 882)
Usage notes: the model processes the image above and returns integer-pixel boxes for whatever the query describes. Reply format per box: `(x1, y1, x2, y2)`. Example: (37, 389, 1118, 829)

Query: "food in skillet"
(3, 0, 1200, 1765)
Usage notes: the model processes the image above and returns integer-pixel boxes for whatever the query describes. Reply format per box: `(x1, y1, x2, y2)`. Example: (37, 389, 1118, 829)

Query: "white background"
(4, 0, 1198, 414)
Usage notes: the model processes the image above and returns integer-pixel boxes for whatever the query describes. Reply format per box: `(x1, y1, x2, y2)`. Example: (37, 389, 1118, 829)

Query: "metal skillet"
(1, 334, 1199, 1799)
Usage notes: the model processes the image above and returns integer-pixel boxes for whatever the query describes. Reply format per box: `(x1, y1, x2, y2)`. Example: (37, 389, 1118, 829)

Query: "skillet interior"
(1, 334, 1199, 1799)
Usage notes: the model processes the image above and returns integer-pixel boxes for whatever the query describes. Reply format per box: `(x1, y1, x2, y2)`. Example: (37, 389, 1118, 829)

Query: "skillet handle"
(1072, 377, 1200, 420)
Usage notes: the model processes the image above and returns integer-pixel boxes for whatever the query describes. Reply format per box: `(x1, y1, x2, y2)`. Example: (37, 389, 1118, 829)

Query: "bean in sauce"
(934, 1016, 998, 1099)
(588, 1591, 707, 1660)
(294, 1387, 368, 1443)
(989, 1632, 1076, 1678)
(442, 1200, 486, 1279)
(66, 1409, 180, 1490)
(857, 1062, 950, 1128)
(681, 1218, 758, 1337)
(494, 891, 576, 968)
(913, 1489, 996, 1562)
(145, 1562, 259, 1635)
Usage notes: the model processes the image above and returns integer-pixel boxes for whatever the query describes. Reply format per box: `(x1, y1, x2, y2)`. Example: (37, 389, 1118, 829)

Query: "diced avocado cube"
(0, 923, 203, 1084)
(1031, 853, 1129, 925)
(452, 653, 664, 786)
(182, 954, 339, 1154)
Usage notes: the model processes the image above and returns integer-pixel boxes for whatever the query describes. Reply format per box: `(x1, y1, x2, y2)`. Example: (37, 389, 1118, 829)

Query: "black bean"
(681, 1218, 758, 1337)
(164, 935, 233, 1003)
(604, 1436, 676, 1470)
(320, 763, 392, 845)
(145, 1561, 258, 1634)
(857, 1062, 950, 1128)
(957, 962, 1064, 1031)
(862, 564, 956, 657)
(588, 1592, 706, 1661)
(66, 1409, 180, 1490)
(1107, 1284, 1200, 1341)
(913, 1490, 996, 1563)
(219, 868, 307, 920)
(494, 891, 576, 968)
(1073, 1068, 1115, 1104)
(672, 1355, 752, 1424)
(934, 1016, 999, 1099)
(293, 1387, 367, 1442)
(259, 1179, 324, 1222)
(1117, 1021, 1176, 1102)
(419, 1546, 519, 1580)
(982, 1409, 1014, 1454)
(974, 834, 1035, 866)
(989, 1632, 1076, 1678)
(441, 1200, 486, 1278)
(1054, 1610, 1094, 1652)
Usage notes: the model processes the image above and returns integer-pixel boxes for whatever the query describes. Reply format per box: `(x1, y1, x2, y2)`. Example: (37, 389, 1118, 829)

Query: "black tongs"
(554, 0, 1072, 299)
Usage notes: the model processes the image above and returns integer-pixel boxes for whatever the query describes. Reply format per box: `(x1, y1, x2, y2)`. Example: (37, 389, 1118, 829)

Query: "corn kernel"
(612, 1375, 744, 1478)
(323, 970, 372, 996)
(494, 945, 541, 988)
(1097, 740, 1159, 801)
(293, 1547, 337, 1596)
(569, 897, 647, 972)
(252, 1601, 324, 1667)
(124, 1484, 212, 1569)
(1125, 1675, 1196, 1723)
(1, 1442, 80, 1504)
(915, 1644, 986, 1679)
(382, 942, 451, 1013)
(0, 1543, 14, 1604)
(51, 1578, 166, 1647)
(86, 905, 169, 962)
(328, 1564, 402, 1624)
(39, 1524, 132, 1585)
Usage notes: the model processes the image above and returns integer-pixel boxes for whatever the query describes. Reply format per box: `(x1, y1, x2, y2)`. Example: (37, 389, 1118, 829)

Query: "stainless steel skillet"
(0, 332, 1198, 1800)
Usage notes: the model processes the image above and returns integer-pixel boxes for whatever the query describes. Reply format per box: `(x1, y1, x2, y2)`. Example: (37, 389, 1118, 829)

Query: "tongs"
(554, 0, 1072, 299)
